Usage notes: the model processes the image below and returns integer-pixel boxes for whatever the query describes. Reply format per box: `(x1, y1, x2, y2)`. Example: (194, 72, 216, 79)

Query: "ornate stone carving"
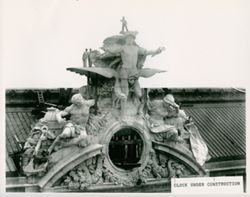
(102, 166, 119, 184)
(23, 119, 56, 176)
(101, 30, 165, 118)
(147, 94, 184, 142)
(167, 159, 189, 178)
(60, 154, 103, 191)
(86, 112, 113, 136)
(48, 94, 94, 154)
(139, 150, 169, 183)
(21, 18, 208, 192)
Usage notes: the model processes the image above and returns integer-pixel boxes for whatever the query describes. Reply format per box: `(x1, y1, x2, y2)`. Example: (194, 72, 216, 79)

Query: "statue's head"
(71, 93, 85, 106)
(124, 31, 138, 44)
(163, 94, 179, 109)
(159, 155, 167, 167)
(31, 132, 41, 141)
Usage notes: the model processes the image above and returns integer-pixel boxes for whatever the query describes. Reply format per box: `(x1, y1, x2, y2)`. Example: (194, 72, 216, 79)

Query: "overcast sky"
(1, 0, 250, 89)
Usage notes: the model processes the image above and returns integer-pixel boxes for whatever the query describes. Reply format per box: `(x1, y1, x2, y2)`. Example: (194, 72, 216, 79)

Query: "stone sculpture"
(21, 18, 209, 192)
(22, 120, 55, 175)
(100, 31, 165, 117)
(102, 31, 164, 98)
(147, 94, 183, 142)
(61, 155, 103, 191)
(48, 94, 94, 153)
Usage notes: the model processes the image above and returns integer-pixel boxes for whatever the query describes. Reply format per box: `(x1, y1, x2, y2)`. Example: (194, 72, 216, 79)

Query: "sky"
(1, 0, 250, 89)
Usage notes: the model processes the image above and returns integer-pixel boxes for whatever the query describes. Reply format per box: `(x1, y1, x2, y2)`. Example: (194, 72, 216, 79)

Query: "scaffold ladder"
(36, 90, 45, 104)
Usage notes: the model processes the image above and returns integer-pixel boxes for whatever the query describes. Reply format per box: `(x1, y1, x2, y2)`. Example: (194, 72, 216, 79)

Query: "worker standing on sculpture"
(88, 48, 93, 67)
(48, 94, 95, 153)
(120, 16, 128, 33)
(82, 49, 88, 67)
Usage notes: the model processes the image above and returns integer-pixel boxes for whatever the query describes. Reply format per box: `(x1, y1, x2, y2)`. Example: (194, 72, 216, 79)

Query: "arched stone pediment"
(38, 144, 103, 189)
(31, 118, 203, 192)
(153, 141, 206, 176)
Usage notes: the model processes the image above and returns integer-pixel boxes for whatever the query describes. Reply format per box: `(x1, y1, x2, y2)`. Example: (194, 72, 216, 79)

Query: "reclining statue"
(147, 94, 187, 142)
(48, 94, 95, 153)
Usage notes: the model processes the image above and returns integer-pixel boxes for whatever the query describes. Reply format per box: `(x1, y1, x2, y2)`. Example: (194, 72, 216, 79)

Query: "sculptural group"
(21, 18, 209, 191)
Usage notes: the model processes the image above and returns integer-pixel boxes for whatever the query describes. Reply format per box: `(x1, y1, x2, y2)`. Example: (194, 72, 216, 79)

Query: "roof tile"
(183, 103, 245, 160)
(6, 108, 36, 155)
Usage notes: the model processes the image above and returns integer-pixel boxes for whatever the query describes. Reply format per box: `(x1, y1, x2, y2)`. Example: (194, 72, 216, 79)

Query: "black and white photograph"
(1, 0, 249, 194)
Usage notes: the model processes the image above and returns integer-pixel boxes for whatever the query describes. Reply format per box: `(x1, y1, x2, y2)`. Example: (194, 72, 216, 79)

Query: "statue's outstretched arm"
(145, 47, 165, 57)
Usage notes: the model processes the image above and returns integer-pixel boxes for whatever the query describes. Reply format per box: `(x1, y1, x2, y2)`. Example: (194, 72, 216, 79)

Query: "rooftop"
(5, 88, 246, 173)
(6, 107, 37, 155)
(183, 102, 245, 161)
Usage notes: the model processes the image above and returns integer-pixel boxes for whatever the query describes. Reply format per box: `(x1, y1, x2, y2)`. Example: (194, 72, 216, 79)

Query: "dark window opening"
(109, 128, 143, 170)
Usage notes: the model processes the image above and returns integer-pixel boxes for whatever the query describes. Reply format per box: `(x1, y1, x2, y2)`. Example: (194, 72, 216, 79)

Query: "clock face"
(108, 128, 143, 170)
